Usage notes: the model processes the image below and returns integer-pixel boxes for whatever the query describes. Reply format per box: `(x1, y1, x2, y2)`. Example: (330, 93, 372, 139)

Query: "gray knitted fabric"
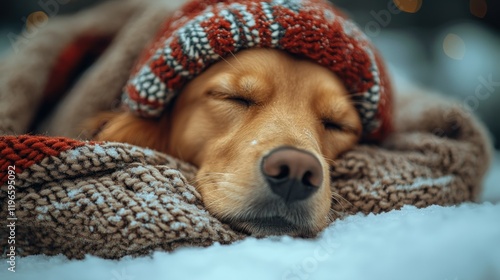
(0, 0, 493, 260)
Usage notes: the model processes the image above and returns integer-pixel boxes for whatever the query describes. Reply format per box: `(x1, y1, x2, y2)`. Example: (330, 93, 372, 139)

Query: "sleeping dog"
(86, 0, 392, 237)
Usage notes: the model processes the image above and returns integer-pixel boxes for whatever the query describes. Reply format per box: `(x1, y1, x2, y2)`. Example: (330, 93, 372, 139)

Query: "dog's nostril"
(271, 165, 290, 181)
(261, 147, 323, 203)
(302, 171, 314, 187)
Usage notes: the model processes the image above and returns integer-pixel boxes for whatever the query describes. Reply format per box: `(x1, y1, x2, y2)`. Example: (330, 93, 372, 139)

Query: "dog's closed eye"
(225, 96, 255, 107)
(208, 90, 256, 107)
(322, 119, 344, 131)
(91, 48, 367, 237)
(321, 118, 360, 135)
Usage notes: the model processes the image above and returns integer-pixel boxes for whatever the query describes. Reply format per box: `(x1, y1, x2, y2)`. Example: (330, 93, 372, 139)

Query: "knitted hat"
(122, 0, 393, 141)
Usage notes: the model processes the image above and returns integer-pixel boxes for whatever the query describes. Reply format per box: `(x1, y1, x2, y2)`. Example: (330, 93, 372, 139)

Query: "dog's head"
(90, 49, 362, 236)
(91, 0, 393, 237)
(166, 49, 362, 236)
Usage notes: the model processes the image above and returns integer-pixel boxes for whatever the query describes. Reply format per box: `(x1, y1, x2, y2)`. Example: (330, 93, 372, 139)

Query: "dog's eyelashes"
(207, 90, 255, 107)
(323, 120, 361, 135)
(225, 96, 255, 107)
(322, 119, 344, 131)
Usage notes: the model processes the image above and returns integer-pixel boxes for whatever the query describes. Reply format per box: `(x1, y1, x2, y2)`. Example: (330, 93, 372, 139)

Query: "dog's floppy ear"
(83, 111, 171, 153)
(81, 111, 121, 140)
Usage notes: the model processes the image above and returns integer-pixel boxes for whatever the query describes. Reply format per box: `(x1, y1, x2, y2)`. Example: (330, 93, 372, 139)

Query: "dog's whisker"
(219, 55, 239, 72)
(322, 156, 337, 165)
(326, 210, 336, 222)
(203, 190, 247, 215)
(328, 209, 345, 222)
(347, 100, 373, 105)
(347, 98, 376, 105)
(84, 38, 377, 238)
(330, 192, 351, 214)
(347, 102, 376, 108)
(174, 146, 185, 162)
(348, 92, 374, 97)
(196, 172, 238, 179)
(194, 172, 253, 188)
(191, 172, 236, 183)
(229, 51, 244, 68)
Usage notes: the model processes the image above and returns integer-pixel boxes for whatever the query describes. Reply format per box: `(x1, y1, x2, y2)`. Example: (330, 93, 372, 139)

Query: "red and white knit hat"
(122, 0, 393, 141)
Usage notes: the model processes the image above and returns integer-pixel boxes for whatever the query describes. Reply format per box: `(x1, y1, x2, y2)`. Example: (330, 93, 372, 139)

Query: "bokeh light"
(470, 0, 488, 18)
(443, 33, 466, 60)
(26, 11, 49, 32)
(393, 0, 422, 13)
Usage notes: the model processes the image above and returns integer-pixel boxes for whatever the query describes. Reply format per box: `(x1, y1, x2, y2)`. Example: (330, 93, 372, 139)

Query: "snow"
(34, 206, 48, 214)
(106, 148, 119, 159)
(3, 63, 499, 280)
(4, 203, 500, 280)
(394, 175, 455, 191)
(2, 153, 498, 280)
(3, 17, 500, 280)
(136, 191, 158, 202)
(91, 193, 105, 205)
(68, 189, 82, 199)
(93, 145, 106, 156)
(52, 202, 70, 210)
(143, 148, 155, 157)
(481, 152, 500, 203)
(68, 149, 81, 160)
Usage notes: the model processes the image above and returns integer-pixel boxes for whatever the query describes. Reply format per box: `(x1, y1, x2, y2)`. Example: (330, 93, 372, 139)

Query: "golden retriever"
(87, 48, 362, 236)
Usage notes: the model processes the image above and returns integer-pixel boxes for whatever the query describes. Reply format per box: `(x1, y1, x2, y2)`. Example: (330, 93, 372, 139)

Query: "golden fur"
(87, 49, 362, 236)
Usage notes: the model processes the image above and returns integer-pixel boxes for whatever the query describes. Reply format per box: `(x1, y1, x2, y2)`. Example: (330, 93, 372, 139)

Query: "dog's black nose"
(261, 147, 323, 203)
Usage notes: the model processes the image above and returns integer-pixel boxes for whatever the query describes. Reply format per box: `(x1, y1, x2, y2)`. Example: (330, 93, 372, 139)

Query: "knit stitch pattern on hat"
(0, 0, 493, 258)
(122, 0, 393, 141)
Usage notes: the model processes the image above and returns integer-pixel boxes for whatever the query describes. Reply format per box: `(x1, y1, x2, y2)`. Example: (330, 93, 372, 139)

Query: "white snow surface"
(3, 61, 500, 280)
(4, 205, 500, 280)
(2, 153, 499, 280)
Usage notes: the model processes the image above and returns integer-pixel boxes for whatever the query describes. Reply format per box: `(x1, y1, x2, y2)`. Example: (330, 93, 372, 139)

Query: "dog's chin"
(216, 198, 326, 237)
(229, 216, 318, 237)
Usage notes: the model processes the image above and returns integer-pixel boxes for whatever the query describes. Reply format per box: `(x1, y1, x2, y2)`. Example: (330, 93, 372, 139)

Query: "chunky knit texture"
(0, 92, 492, 259)
(0, 0, 492, 259)
(123, 0, 393, 141)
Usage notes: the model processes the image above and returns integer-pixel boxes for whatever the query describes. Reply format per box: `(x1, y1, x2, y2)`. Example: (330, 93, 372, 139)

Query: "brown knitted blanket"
(0, 0, 493, 259)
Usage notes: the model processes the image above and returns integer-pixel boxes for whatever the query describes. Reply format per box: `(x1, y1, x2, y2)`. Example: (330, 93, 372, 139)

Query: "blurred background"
(0, 0, 499, 150)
